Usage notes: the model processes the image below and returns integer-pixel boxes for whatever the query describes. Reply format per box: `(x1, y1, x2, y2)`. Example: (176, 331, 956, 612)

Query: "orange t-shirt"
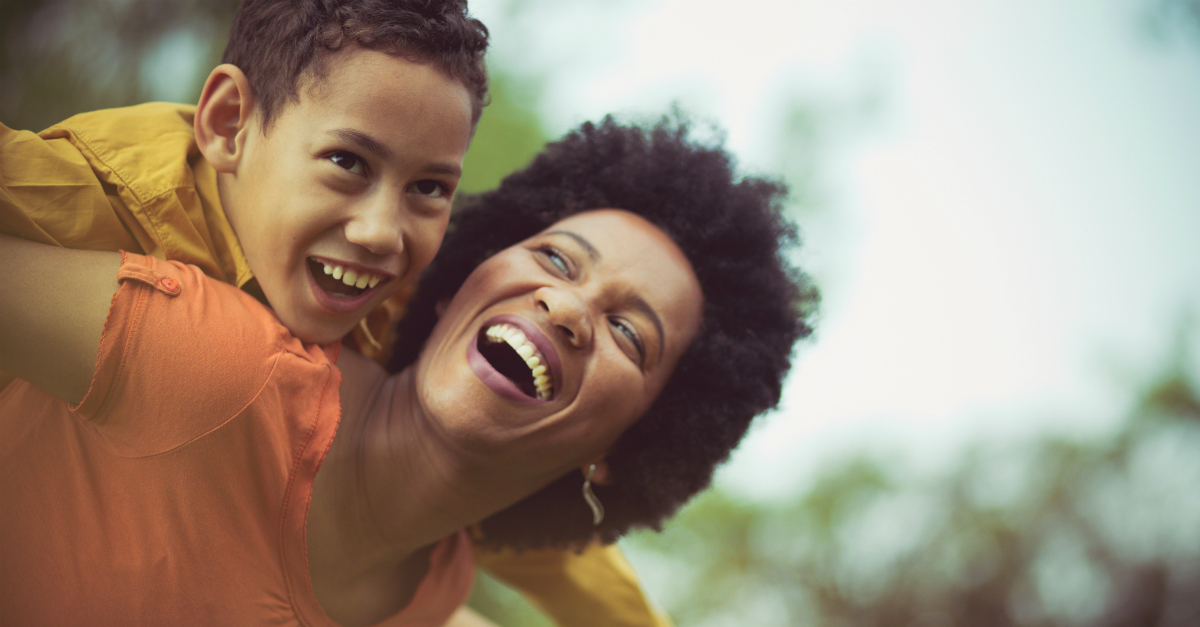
(0, 253, 473, 626)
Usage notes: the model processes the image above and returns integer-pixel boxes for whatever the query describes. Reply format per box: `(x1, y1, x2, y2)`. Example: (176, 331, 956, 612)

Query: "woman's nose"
(535, 287, 593, 349)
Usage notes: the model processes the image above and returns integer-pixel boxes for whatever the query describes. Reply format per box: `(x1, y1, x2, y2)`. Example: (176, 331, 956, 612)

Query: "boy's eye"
(410, 179, 449, 198)
(329, 151, 366, 175)
(610, 318, 646, 365)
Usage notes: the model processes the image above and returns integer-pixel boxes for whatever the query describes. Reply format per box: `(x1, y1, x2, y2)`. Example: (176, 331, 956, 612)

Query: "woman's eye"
(611, 318, 645, 364)
(410, 179, 448, 198)
(538, 247, 571, 276)
(328, 151, 366, 175)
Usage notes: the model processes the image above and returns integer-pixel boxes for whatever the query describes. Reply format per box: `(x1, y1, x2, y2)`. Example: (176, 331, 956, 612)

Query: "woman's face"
(416, 209, 703, 475)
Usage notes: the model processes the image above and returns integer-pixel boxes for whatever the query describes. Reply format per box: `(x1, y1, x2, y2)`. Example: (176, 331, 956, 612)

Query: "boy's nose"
(535, 286, 593, 349)
(344, 197, 406, 257)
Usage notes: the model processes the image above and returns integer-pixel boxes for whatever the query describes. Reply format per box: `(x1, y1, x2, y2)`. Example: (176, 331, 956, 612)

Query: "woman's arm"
(0, 234, 121, 403)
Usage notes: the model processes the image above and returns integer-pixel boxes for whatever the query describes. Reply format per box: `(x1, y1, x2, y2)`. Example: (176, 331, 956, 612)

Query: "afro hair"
(389, 112, 818, 550)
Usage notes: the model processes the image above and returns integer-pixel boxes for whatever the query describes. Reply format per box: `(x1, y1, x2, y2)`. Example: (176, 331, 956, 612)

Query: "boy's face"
(222, 47, 473, 345)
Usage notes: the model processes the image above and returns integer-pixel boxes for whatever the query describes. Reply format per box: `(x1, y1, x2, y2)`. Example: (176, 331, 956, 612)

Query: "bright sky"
(475, 0, 1200, 499)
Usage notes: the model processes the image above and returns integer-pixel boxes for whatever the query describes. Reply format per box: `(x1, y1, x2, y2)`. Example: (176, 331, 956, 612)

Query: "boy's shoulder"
(10, 102, 249, 287)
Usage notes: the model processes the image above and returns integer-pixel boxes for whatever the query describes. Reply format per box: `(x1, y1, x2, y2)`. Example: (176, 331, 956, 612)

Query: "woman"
(0, 115, 815, 626)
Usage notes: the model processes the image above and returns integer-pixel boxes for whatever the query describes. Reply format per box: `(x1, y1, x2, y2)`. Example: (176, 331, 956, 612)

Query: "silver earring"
(582, 464, 605, 525)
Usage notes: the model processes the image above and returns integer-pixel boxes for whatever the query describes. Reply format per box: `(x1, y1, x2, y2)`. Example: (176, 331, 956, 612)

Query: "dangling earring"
(582, 464, 605, 525)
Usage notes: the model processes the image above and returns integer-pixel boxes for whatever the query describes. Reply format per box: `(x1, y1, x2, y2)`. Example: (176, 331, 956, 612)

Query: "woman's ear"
(582, 460, 611, 486)
(194, 64, 255, 173)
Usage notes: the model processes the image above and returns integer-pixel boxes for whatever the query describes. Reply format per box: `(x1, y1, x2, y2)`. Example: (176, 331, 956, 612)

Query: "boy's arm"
(0, 234, 121, 403)
(1, 107, 246, 392)
(0, 116, 145, 393)
(473, 542, 673, 627)
(0, 120, 138, 250)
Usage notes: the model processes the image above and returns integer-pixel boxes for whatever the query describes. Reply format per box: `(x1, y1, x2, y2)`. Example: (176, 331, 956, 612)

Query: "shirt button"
(160, 277, 179, 291)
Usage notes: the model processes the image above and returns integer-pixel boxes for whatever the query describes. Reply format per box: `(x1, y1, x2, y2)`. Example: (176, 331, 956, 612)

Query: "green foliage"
(619, 367, 1200, 627)
(1142, 0, 1200, 43)
(0, 0, 236, 131)
(457, 70, 550, 194)
(466, 571, 556, 627)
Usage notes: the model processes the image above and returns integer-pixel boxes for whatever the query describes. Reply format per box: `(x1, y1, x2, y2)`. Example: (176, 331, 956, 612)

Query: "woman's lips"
(468, 337, 545, 405)
(467, 314, 563, 404)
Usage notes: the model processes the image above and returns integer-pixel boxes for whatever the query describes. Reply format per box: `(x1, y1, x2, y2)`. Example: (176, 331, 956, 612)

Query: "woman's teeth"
(485, 323, 553, 401)
(321, 261, 383, 290)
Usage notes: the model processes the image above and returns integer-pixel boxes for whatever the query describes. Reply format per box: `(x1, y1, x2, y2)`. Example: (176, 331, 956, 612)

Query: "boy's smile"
(305, 256, 394, 314)
(218, 47, 473, 345)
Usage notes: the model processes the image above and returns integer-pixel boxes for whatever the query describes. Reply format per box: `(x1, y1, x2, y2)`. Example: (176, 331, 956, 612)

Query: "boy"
(0, 1, 669, 625)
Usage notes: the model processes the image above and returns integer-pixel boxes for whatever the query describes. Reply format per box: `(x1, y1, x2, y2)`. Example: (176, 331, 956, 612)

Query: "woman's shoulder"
(79, 253, 339, 455)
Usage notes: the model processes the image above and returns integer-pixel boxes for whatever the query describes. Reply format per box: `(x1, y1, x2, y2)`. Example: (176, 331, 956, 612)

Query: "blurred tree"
(1142, 0, 1200, 44)
(0, 0, 237, 131)
(623, 356, 1200, 627)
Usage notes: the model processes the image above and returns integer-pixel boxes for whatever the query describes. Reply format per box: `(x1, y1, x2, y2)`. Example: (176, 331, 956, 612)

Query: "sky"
(473, 0, 1200, 499)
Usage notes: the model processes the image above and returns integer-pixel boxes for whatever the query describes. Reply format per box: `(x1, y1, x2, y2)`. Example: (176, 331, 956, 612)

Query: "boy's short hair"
(390, 113, 818, 550)
(223, 0, 489, 131)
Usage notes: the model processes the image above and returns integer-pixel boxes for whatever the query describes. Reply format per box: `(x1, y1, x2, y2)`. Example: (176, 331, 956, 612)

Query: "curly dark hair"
(389, 113, 818, 550)
(222, 0, 489, 131)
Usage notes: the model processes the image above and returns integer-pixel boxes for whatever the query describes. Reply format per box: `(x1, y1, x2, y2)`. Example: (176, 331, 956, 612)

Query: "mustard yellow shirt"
(0, 103, 671, 627)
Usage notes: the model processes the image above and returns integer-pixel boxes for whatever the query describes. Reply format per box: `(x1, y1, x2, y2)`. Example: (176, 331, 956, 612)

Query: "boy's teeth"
(316, 259, 386, 291)
(484, 323, 554, 400)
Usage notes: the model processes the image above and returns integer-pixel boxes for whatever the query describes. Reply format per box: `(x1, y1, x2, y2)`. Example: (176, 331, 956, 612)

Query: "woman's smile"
(468, 314, 562, 403)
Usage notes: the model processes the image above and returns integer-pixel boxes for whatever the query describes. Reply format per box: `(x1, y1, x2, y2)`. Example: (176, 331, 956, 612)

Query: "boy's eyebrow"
(328, 128, 462, 177)
(544, 229, 666, 362)
(330, 128, 392, 160)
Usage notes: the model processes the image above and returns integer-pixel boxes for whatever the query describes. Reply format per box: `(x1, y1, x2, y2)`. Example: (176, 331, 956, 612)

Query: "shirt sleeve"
(474, 542, 673, 627)
(0, 121, 142, 251)
(71, 252, 289, 457)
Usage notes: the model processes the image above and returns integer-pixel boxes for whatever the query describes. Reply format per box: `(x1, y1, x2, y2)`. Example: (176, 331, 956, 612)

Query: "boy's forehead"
(265, 47, 472, 140)
(298, 45, 454, 103)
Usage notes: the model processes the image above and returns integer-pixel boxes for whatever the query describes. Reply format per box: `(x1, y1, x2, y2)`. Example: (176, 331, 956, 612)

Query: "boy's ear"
(195, 64, 255, 173)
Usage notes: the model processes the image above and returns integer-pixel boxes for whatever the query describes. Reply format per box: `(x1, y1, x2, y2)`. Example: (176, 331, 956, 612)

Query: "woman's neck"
(305, 349, 540, 618)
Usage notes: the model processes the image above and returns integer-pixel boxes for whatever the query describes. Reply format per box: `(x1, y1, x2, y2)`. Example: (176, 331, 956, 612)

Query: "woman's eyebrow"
(543, 230, 600, 263)
(544, 229, 666, 363)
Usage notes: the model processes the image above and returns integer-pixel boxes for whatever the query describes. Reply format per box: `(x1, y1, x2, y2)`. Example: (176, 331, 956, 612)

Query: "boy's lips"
(306, 257, 392, 314)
